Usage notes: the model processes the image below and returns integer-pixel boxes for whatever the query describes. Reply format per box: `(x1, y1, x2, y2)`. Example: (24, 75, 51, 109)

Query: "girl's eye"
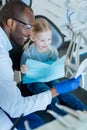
(48, 39, 51, 41)
(40, 40, 45, 42)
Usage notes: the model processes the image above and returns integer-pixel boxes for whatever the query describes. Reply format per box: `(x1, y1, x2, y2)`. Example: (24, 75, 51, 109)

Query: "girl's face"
(33, 30, 52, 52)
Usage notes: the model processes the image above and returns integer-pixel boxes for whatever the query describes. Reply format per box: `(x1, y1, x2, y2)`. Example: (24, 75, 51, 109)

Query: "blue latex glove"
(56, 75, 82, 94)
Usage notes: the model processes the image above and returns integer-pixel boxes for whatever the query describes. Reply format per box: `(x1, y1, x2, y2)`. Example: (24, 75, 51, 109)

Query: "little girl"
(20, 18, 87, 115)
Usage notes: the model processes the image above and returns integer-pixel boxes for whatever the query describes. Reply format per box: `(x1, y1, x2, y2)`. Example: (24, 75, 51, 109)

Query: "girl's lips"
(42, 46, 48, 48)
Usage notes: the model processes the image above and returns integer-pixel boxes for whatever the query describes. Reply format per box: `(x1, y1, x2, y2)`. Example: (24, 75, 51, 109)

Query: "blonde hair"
(32, 18, 54, 57)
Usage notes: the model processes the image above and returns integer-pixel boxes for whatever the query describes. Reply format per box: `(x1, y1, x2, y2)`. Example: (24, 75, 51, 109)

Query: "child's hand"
(20, 65, 29, 74)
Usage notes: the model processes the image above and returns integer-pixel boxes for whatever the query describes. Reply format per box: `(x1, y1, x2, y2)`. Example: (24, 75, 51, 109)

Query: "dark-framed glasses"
(12, 18, 33, 30)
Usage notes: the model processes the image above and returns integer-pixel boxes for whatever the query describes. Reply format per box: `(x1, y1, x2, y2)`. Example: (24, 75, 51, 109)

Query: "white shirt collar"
(0, 26, 12, 51)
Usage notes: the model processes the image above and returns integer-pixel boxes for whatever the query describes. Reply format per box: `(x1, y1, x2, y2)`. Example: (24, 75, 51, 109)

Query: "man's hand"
(55, 75, 82, 94)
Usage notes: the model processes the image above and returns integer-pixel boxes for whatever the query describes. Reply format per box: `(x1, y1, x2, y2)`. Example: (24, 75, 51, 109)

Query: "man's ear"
(7, 18, 16, 29)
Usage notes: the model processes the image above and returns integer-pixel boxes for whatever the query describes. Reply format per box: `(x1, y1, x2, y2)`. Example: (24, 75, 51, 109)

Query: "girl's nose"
(44, 41, 48, 45)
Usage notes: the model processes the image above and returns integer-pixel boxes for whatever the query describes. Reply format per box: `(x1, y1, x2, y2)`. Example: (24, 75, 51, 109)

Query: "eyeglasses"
(12, 18, 33, 30)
